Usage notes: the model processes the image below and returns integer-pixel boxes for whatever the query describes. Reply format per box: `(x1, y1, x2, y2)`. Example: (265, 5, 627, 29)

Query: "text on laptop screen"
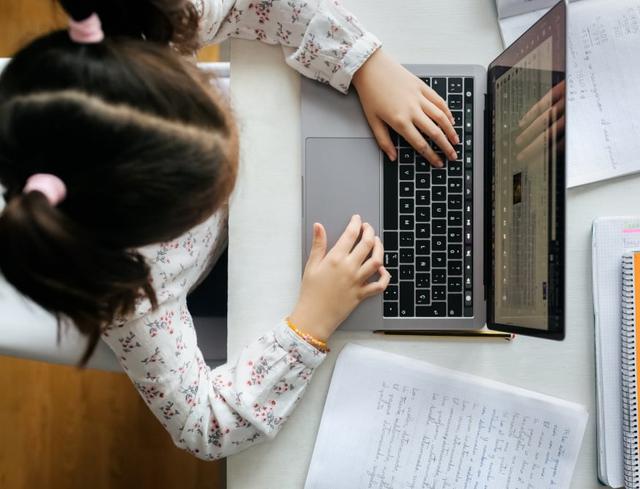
(488, 2, 566, 333)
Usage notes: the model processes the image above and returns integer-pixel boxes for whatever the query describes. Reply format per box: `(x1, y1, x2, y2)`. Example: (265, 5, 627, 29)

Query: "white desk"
(227, 1, 638, 487)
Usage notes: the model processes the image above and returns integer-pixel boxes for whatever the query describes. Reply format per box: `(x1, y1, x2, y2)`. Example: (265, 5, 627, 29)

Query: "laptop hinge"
(483, 90, 494, 327)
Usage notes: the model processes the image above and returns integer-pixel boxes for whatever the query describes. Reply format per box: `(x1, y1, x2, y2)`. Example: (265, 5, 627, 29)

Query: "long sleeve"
(103, 302, 326, 460)
(194, 0, 381, 93)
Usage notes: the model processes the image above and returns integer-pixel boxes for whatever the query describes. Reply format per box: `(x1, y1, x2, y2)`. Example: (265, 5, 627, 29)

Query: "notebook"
(622, 252, 640, 489)
(592, 217, 640, 487)
(496, 0, 640, 188)
(304, 344, 588, 489)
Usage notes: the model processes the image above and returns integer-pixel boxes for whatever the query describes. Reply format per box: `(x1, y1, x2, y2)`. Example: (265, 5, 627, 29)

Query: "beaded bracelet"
(286, 317, 330, 353)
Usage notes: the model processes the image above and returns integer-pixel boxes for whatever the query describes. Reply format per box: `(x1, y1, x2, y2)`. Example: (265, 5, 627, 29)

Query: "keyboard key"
(416, 273, 430, 288)
(384, 285, 398, 300)
(464, 136, 473, 152)
(432, 220, 447, 235)
(452, 111, 463, 126)
(432, 169, 446, 185)
(432, 286, 446, 301)
(433, 237, 446, 252)
(432, 77, 446, 99)
(448, 260, 463, 275)
(389, 268, 398, 284)
(416, 156, 430, 171)
(400, 281, 414, 317)
(432, 186, 446, 201)
(417, 302, 446, 317)
(416, 257, 430, 272)
(410, 242, 427, 260)
(449, 194, 463, 209)
(400, 216, 414, 230)
(448, 294, 463, 316)
(448, 277, 463, 292)
(400, 165, 414, 180)
(399, 148, 414, 163)
(448, 211, 462, 227)
(400, 249, 414, 264)
(465, 275, 472, 289)
(385, 252, 398, 267)
(448, 228, 462, 242)
(384, 301, 398, 317)
(400, 182, 414, 197)
(384, 232, 398, 250)
(448, 245, 462, 259)
(433, 269, 446, 284)
(448, 78, 463, 93)
(416, 290, 430, 305)
(464, 291, 473, 307)
(416, 190, 430, 204)
(465, 170, 473, 189)
(383, 155, 398, 230)
(465, 229, 472, 245)
(432, 252, 446, 267)
(448, 162, 463, 176)
(400, 232, 414, 247)
(416, 174, 430, 189)
(416, 207, 430, 222)
(432, 203, 446, 218)
(400, 265, 414, 280)
(449, 95, 462, 110)
(455, 127, 463, 142)
(400, 198, 414, 214)
(448, 178, 463, 193)
(464, 153, 473, 169)
(422, 77, 431, 86)
(416, 224, 430, 239)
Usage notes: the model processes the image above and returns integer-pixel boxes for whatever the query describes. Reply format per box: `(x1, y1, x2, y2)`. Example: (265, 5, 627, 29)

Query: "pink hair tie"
(23, 174, 67, 206)
(68, 13, 104, 44)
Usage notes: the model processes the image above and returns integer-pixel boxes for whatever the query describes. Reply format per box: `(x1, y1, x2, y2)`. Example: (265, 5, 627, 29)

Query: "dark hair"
(0, 1, 238, 366)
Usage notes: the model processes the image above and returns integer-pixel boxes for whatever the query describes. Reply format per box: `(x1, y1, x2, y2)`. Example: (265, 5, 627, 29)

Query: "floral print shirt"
(101, 0, 379, 460)
(195, 0, 381, 93)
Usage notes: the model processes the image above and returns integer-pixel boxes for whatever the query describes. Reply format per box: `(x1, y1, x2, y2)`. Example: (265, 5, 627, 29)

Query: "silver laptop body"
(301, 64, 486, 331)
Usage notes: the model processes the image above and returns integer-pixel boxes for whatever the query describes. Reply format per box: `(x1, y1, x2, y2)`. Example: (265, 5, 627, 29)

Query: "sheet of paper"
(305, 344, 588, 489)
(496, 0, 558, 20)
(567, 0, 640, 187)
(591, 217, 640, 488)
(498, 8, 551, 45)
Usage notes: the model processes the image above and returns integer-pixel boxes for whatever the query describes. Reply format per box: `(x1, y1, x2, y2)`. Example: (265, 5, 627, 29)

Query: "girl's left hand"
(352, 49, 459, 168)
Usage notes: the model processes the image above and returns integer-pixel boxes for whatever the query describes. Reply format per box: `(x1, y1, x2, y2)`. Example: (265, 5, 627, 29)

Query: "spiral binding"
(622, 254, 640, 489)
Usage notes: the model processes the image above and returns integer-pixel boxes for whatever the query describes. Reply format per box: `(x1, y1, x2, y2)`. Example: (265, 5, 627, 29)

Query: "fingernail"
(454, 135, 460, 144)
(435, 160, 443, 168)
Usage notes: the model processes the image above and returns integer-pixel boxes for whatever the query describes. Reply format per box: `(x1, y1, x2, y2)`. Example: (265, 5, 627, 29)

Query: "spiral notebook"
(622, 252, 640, 489)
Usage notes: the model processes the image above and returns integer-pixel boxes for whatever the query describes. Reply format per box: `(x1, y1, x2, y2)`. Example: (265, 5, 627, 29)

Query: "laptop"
(301, 1, 566, 340)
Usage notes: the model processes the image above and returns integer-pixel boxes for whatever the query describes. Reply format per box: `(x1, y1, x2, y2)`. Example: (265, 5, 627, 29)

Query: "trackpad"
(303, 137, 382, 330)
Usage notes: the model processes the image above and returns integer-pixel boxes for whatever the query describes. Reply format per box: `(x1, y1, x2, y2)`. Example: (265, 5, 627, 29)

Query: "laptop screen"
(486, 1, 566, 339)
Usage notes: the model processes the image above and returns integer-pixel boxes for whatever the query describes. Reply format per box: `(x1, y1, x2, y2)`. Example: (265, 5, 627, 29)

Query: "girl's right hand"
(289, 215, 390, 343)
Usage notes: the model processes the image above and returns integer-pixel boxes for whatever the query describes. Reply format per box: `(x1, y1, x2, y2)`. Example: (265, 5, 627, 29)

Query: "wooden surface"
(0, 1, 224, 488)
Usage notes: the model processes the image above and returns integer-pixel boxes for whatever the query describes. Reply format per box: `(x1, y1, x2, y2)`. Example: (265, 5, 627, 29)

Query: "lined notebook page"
(622, 253, 640, 489)
(567, 0, 640, 187)
(305, 345, 587, 489)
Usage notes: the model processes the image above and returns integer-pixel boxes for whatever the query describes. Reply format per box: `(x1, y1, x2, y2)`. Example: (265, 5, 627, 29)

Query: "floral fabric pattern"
(194, 0, 381, 93)
(101, 210, 327, 460)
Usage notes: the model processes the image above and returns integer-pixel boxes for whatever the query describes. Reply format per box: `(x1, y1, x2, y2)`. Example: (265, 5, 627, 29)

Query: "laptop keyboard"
(383, 77, 474, 319)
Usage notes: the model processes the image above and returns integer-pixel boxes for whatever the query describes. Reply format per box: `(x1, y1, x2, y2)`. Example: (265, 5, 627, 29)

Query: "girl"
(0, 0, 457, 459)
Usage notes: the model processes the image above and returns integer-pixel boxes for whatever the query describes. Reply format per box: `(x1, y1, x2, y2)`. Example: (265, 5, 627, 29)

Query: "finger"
(360, 266, 391, 299)
(350, 223, 376, 264)
(307, 222, 327, 265)
(357, 236, 384, 280)
(397, 123, 443, 167)
(519, 81, 566, 128)
(421, 84, 455, 125)
(413, 112, 457, 162)
(421, 99, 460, 146)
(368, 115, 397, 161)
(331, 214, 362, 255)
